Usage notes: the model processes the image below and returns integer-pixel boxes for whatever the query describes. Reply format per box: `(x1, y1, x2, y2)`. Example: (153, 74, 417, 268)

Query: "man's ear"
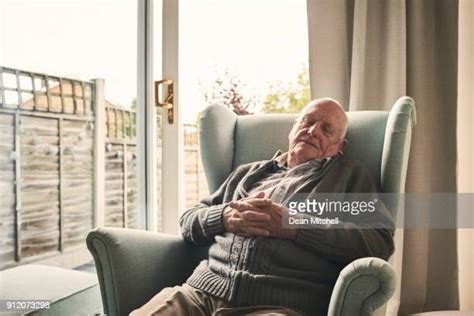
(339, 139, 348, 153)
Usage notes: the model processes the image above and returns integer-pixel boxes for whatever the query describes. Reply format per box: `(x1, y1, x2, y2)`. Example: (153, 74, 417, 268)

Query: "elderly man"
(131, 98, 395, 315)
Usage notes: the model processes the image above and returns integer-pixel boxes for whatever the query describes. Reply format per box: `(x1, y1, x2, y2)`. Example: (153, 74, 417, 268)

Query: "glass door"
(0, 0, 182, 272)
(139, 0, 181, 234)
(145, 0, 310, 235)
(179, 0, 309, 209)
(0, 0, 159, 269)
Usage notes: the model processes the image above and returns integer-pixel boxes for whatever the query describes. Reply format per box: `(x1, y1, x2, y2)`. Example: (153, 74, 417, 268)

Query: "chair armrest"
(86, 227, 208, 316)
(328, 257, 396, 316)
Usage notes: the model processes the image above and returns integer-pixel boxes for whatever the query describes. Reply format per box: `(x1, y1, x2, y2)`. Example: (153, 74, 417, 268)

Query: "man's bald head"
(287, 98, 348, 167)
(299, 98, 348, 138)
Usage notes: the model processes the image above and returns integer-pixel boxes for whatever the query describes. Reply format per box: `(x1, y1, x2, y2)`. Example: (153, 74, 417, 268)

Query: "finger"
(240, 226, 270, 237)
(238, 232, 252, 237)
(229, 201, 261, 212)
(236, 231, 256, 238)
(250, 191, 265, 199)
(238, 231, 269, 238)
(245, 198, 273, 207)
(228, 217, 269, 228)
(241, 211, 271, 222)
(266, 204, 283, 217)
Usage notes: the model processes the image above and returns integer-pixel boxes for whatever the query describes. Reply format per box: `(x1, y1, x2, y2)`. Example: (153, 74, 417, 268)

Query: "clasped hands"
(223, 192, 299, 240)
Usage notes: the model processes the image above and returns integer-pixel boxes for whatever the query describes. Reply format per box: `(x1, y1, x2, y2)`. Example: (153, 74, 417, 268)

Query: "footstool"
(0, 265, 102, 315)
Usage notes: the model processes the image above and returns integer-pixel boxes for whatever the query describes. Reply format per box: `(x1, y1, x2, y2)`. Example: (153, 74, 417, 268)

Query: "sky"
(1, 0, 308, 123)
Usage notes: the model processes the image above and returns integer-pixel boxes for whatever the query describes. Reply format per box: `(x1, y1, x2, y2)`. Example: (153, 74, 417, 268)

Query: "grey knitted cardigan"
(179, 153, 395, 315)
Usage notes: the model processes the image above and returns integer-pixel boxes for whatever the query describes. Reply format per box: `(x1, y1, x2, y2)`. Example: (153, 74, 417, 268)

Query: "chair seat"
(0, 264, 102, 315)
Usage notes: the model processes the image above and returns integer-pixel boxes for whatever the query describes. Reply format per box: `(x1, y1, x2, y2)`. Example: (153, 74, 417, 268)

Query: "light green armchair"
(87, 96, 416, 315)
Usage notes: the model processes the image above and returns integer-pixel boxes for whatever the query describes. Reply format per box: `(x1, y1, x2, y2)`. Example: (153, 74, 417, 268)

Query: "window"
(180, 0, 309, 206)
(0, 0, 138, 269)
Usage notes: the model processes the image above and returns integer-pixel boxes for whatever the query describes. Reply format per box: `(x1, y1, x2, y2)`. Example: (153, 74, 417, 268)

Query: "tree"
(201, 68, 257, 116)
(261, 66, 310, 114)
(196, 65, 310, 124)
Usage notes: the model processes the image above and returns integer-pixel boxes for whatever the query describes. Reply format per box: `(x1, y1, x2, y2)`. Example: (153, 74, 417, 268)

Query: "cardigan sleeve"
(179, 165, 248, 246)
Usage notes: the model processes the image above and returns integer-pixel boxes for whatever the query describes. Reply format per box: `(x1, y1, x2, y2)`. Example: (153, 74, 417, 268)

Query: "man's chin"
(290, 149, 324, 164)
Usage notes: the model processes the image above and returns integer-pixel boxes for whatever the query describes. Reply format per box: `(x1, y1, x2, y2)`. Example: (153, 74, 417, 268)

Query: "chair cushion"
(233, 113, 295, 168)
(0, 264, 102, 315)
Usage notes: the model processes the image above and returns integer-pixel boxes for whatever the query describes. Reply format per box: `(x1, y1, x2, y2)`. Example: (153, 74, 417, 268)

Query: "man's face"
(288, 99, 347, 166)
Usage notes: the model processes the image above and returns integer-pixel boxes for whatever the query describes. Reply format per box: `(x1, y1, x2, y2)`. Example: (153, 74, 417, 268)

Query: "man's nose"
(307, 121, 321, 136)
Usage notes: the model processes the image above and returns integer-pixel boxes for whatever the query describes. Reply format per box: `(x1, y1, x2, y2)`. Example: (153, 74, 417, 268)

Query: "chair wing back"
(200, 97, 416, 194)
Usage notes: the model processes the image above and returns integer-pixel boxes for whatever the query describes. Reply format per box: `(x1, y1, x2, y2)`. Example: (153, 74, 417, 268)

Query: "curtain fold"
(307, 0, 465, 314)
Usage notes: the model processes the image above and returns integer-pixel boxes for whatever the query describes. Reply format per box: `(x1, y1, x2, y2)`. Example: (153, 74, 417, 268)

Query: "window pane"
(180, 0, 309, 207)
(0, 0, 138, 270)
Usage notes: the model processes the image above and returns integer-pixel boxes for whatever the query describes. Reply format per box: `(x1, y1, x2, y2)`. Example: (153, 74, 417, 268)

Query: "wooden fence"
(104, 102, 139, 229)
(0, 67, 95, 267)
(0, 66, 208, 270)
(103, 111, 209, 227)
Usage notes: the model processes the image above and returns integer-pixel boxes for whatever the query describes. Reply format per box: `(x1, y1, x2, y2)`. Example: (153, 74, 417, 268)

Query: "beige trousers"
(129, 284, 302, 316)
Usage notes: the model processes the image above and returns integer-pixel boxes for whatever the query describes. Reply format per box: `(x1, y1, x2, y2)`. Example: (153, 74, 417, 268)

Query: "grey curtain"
(307, 0, 463, 314)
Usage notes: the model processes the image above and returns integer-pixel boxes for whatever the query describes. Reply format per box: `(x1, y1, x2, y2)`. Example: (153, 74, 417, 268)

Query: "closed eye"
(300, 117, 313, 127)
